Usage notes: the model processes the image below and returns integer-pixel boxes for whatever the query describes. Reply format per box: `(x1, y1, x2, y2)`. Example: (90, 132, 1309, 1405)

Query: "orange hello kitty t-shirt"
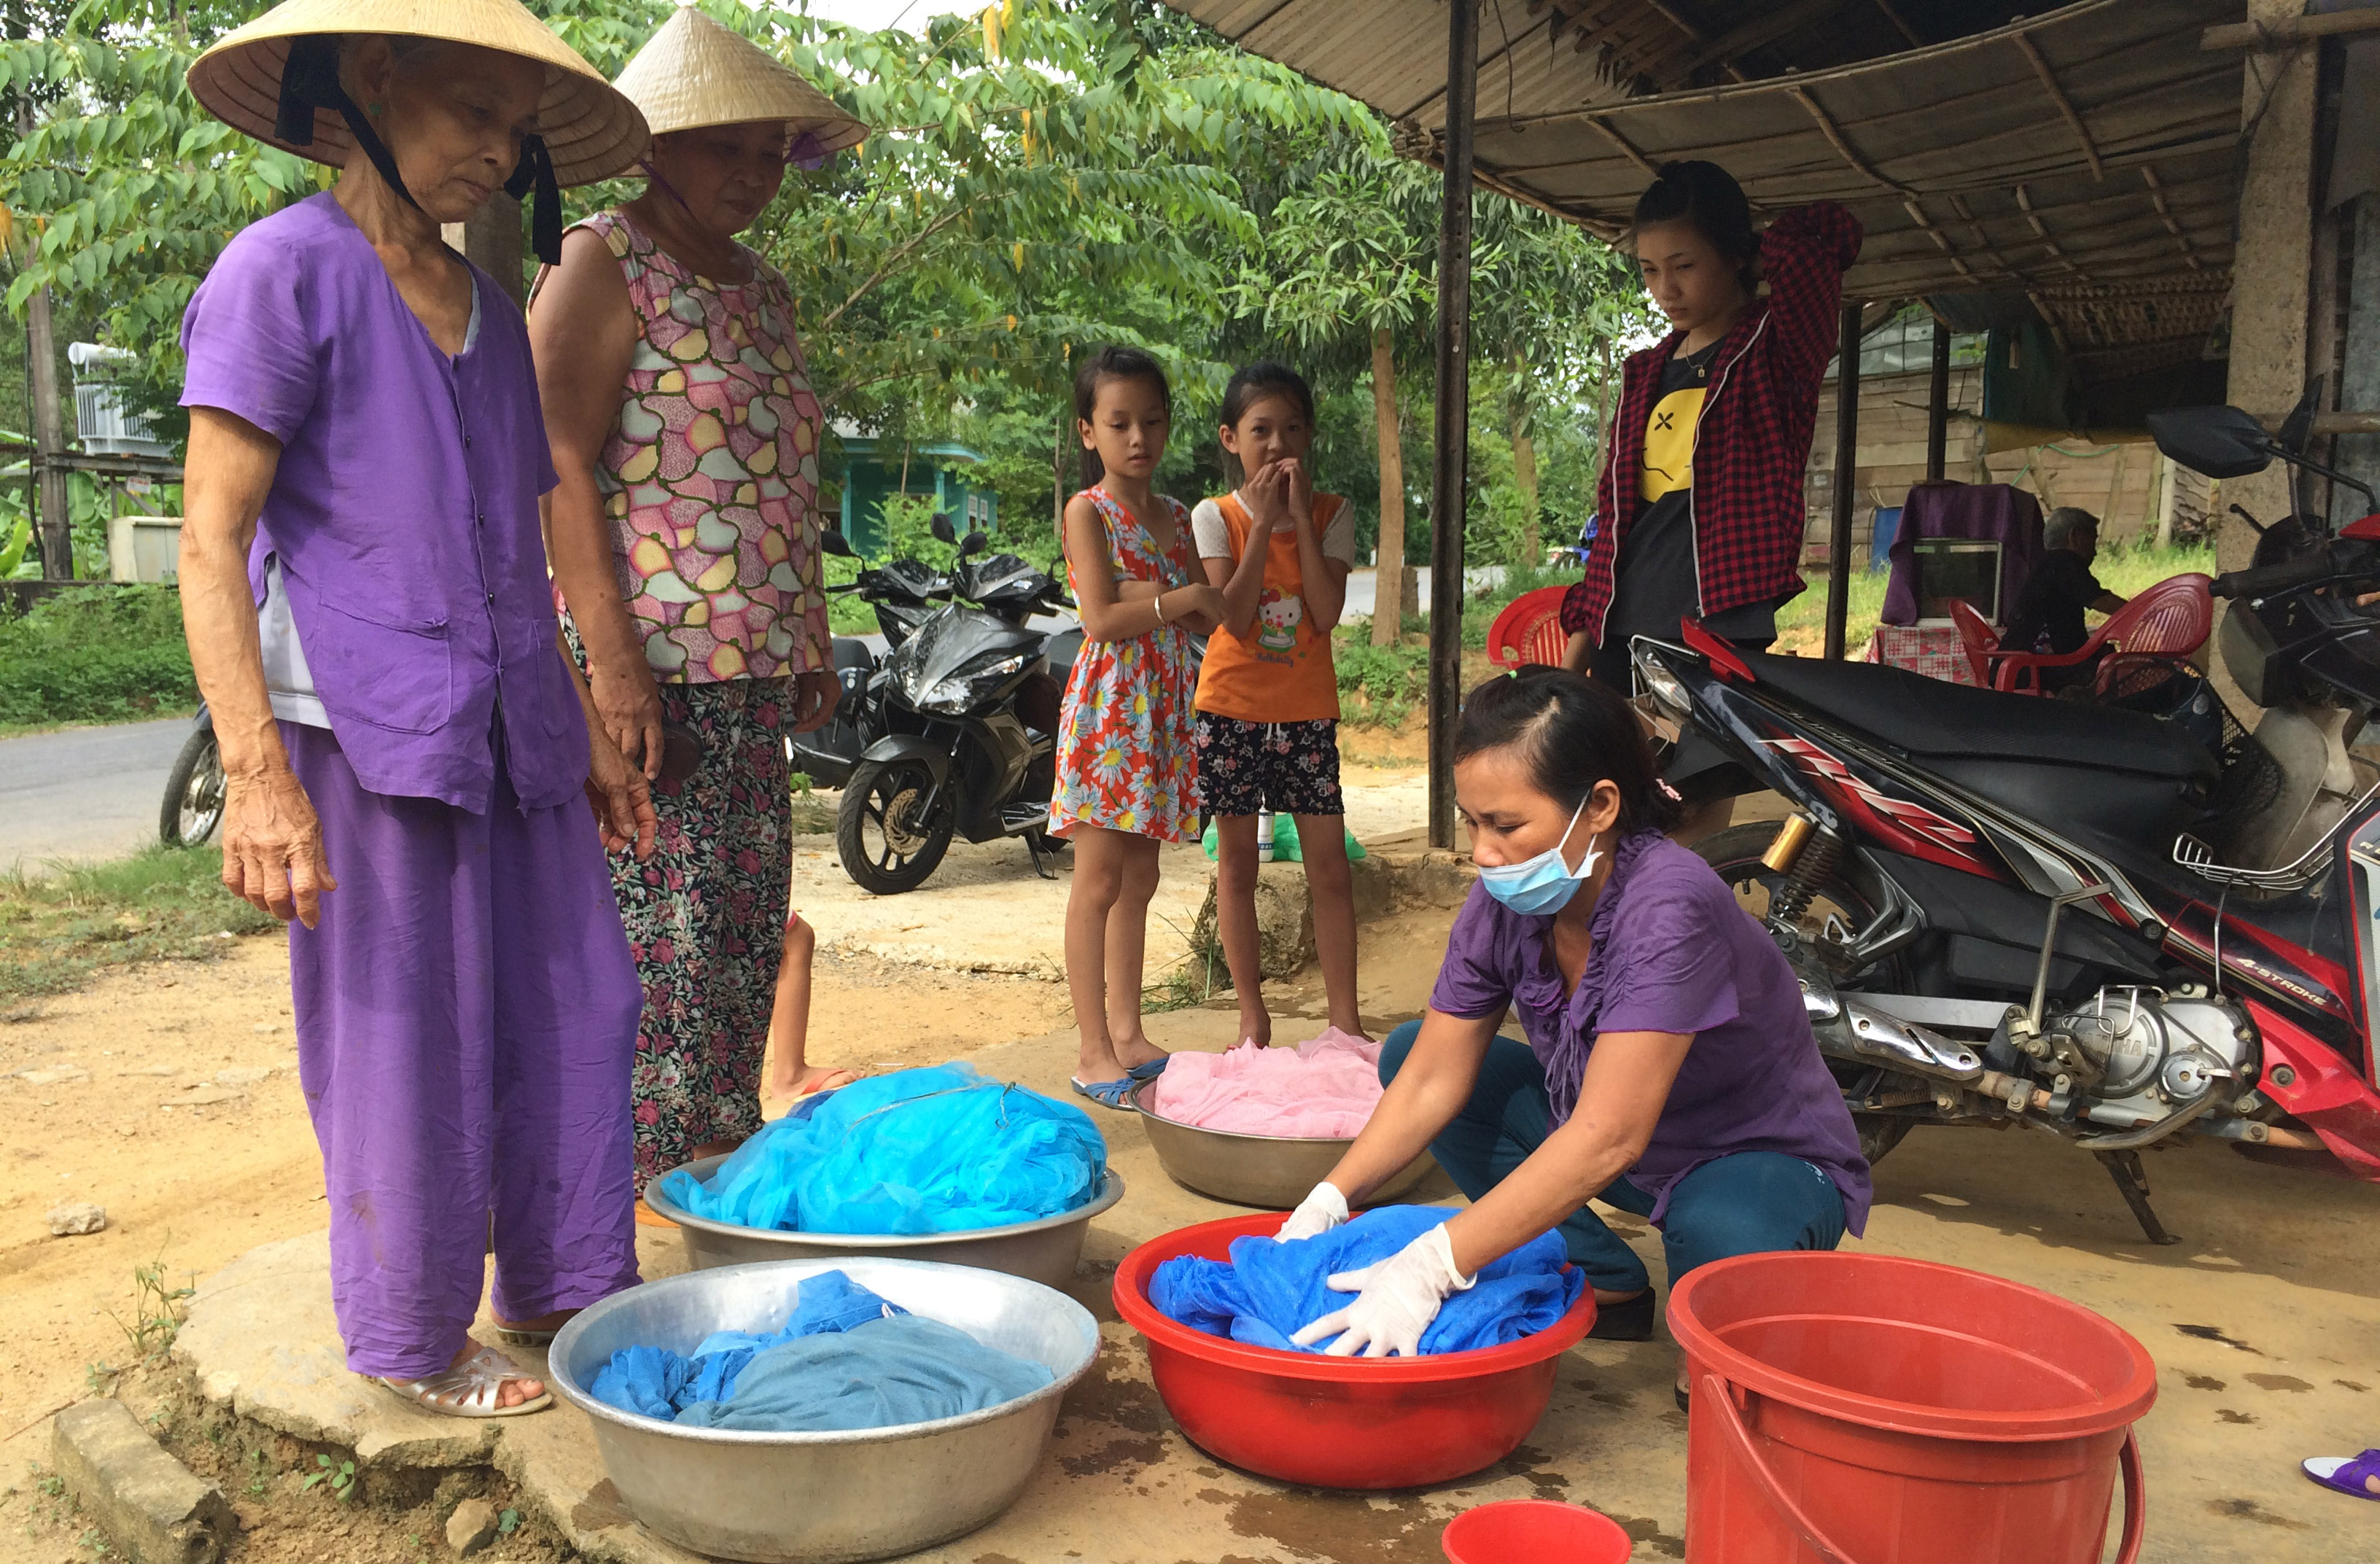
(1190, 490, 1353, 723)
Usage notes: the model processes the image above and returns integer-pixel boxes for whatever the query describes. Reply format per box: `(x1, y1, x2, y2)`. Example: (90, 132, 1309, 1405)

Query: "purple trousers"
(284, 723, 642, 1379)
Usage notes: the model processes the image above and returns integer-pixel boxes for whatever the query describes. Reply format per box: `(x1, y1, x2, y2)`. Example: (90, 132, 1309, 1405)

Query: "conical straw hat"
(189, 0, 648, 187)
(614, 4, 866, 155)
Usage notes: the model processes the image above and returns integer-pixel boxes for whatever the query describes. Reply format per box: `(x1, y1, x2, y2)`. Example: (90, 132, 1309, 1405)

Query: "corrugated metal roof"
(1170, 0, 2241, 371)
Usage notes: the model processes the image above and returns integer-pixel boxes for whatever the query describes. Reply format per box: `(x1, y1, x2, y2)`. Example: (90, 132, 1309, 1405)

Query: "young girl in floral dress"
(1051, 346, 1226, 1108)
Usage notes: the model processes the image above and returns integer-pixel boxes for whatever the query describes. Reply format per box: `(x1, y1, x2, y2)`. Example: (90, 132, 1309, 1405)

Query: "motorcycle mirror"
(2144, 406, 2274, 481)
(960, 529, 989, 557)
(819, 527, 857, 558)
(931, 512, 958, 545)
(2279, 378, 2322, 459)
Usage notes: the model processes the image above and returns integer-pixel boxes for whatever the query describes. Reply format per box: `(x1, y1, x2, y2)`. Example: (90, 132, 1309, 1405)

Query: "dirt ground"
(7, 762, 2380, 1562)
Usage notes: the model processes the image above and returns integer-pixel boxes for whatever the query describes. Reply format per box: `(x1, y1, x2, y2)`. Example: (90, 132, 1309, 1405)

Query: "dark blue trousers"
(1380, 1021, 1846, 1293)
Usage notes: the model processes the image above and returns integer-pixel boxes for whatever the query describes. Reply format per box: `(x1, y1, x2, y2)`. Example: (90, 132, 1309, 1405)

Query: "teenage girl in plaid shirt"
(1560, 162, 1860, 690)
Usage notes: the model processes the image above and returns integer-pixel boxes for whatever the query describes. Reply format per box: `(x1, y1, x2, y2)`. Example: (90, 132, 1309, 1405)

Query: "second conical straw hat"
(614, 5, 866, 155)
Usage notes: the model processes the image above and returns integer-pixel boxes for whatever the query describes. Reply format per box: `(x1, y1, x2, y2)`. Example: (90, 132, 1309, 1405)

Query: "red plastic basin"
(1112, 1214, 1597, 1490)
(1442, 1499, 1634, 1563)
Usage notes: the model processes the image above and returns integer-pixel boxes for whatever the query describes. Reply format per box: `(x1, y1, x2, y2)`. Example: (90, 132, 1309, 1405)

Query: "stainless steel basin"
(645, 1162, 1126, 1290)
(545, 1256, 1099, 1563)
(1129, 1082, 1439, 1208)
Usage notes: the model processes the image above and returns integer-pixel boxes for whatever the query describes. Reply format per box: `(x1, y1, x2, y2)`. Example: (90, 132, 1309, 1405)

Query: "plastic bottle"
(1256, 808, 1275, 863)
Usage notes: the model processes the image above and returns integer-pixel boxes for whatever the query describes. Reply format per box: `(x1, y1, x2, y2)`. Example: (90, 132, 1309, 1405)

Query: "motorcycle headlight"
(1633, 650, 1692, 718)
(914, 653, 1031, 715)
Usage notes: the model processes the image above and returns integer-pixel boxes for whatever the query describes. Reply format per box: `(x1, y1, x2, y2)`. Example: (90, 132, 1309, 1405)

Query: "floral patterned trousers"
(612, 677, 793, 1190)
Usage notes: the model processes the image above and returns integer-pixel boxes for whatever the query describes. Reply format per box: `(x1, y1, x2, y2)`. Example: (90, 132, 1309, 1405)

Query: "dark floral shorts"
(1193, 713, 1344, 817)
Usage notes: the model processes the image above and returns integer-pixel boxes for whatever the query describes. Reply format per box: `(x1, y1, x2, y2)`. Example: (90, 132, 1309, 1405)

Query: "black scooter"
(800, 517, 1078, 893)
(160, 704, 226, 849)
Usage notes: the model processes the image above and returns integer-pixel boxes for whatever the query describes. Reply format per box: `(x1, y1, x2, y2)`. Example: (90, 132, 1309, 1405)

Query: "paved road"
(0, 717, 193, 871)
(1341, 565, 1511, 620)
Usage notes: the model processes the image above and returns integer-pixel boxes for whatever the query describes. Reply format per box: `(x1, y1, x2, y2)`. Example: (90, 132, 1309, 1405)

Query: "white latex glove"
(1289, 1223, 1475, 1358)
(1275, 1181, 1350, 1242)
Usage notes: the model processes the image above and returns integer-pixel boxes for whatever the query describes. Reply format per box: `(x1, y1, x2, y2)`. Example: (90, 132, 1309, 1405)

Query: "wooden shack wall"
(1798, 367, 2204, 570)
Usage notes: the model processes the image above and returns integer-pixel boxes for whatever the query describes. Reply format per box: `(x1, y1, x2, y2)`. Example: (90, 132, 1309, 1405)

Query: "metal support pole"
(1428, 0, 1478, 849)
(1925, 316, 1951, 482)
(1824, 300, 1862, 661)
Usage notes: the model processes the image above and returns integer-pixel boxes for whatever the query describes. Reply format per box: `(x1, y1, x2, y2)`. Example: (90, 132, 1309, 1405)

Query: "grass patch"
(1146, 911, 1228, 1013)
(0, 585, 198, 734)
(0, 844, 279, 1000)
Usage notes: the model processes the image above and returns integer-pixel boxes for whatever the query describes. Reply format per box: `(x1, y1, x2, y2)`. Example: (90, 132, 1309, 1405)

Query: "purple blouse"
(180, 192, 584, 814)
(1431, 830, 1871, 1232)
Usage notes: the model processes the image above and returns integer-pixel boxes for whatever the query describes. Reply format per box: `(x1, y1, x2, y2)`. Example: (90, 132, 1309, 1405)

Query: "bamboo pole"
(1826, 301, 1862, 661)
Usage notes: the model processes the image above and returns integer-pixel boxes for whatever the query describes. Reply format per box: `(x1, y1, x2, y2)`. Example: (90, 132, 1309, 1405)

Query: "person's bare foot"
(492, 1307, 578, 1339)
(767, 1064, 860, 1101)
(1109, 1032, 1169, 1072)
(383, 1340, 545, 1411)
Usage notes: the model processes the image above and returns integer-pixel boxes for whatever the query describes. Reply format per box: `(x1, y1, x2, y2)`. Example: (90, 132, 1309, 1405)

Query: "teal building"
(836, 435, 998, 559)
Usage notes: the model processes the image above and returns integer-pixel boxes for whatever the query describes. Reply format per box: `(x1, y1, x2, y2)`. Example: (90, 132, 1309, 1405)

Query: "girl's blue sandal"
(2303, 1450, 2380, 1499)
(1070, 1075, 1136, 1111)
(1125, 1056, 1170, 1084)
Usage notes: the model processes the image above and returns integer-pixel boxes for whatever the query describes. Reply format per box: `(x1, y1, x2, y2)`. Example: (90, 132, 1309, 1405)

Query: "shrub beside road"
(0, 587, 197, 736)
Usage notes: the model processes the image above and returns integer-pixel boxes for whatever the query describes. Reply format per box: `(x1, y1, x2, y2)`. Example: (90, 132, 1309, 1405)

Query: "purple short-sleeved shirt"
(1431, 830, 1871, 1232)
(180, 192, 584, 814)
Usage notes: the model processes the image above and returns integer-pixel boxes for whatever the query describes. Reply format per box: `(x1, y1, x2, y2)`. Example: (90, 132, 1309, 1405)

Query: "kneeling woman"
(1280, 669, 1867, 1396)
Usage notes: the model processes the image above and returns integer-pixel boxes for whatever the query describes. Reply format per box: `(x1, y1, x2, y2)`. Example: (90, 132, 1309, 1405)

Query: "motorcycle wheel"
(836, 757, 954, 894)
(161, 722, 228, 849)
(1696, 819, 1916, 1169)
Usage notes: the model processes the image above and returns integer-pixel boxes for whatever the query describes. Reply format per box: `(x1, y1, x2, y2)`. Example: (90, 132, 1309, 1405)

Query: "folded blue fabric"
(675, 1315, 1054, 1432)
(1148, 1205, 1583, 1355)
(590, 1269, 907, 1420)
(653, 1064, 1108, 1235)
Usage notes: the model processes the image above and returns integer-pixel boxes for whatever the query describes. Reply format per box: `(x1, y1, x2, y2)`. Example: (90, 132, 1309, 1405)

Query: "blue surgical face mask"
(1476, 797, 1602, 917)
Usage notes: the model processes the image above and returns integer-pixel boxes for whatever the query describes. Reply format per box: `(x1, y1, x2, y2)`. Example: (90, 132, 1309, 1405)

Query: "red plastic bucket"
(1667, 1252, 2156, 1563)
(1442, 1499, 1633, 1563)
(1112, 1215, 1597, 1489)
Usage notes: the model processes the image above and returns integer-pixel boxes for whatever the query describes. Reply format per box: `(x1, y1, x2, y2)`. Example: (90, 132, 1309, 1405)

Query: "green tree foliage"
(0, 0, 1651, 577)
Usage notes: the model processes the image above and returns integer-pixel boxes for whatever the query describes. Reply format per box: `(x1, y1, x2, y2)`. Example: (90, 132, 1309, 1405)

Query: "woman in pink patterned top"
(530, 7, 866, 1192)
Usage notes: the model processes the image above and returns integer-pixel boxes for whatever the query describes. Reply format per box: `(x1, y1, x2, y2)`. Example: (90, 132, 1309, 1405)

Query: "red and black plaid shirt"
(1561, 202, 1863, 645)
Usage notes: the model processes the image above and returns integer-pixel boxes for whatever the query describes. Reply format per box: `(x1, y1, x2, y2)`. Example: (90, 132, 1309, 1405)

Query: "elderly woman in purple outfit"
(176, 0, 652, 1418)
(1275, 667, 1868, 1404)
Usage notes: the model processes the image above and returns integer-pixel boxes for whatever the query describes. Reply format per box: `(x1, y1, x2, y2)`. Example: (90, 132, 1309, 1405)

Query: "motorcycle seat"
(1739, 650, 2212, 779)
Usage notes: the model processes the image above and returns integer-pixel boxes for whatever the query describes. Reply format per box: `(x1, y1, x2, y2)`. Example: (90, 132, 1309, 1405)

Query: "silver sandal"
(379, 1344, 553, 1418)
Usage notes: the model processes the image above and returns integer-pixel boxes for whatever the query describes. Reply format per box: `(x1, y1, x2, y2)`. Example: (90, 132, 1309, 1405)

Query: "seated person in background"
(2001, 506, 2127, 674)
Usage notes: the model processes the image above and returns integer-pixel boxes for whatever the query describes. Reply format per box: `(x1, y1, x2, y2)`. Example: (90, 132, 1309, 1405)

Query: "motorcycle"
(161, 704, 226, 849)
(1632, 395, 2380, 1242)
(814, 516, 1078, 894)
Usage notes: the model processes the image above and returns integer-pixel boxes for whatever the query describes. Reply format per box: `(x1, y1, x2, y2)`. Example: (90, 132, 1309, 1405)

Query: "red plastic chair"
(1487, 585, 1571, 669)
(1975, 572, 2214, 695)
(1946, 599, 2001, 687)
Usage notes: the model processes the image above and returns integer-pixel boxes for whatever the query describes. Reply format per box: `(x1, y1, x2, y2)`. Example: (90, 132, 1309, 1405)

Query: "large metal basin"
(1130, 1082, 1439, 1208)
(645, 1162, 1125, 1290)
(546, 1256, 1099, 1563)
